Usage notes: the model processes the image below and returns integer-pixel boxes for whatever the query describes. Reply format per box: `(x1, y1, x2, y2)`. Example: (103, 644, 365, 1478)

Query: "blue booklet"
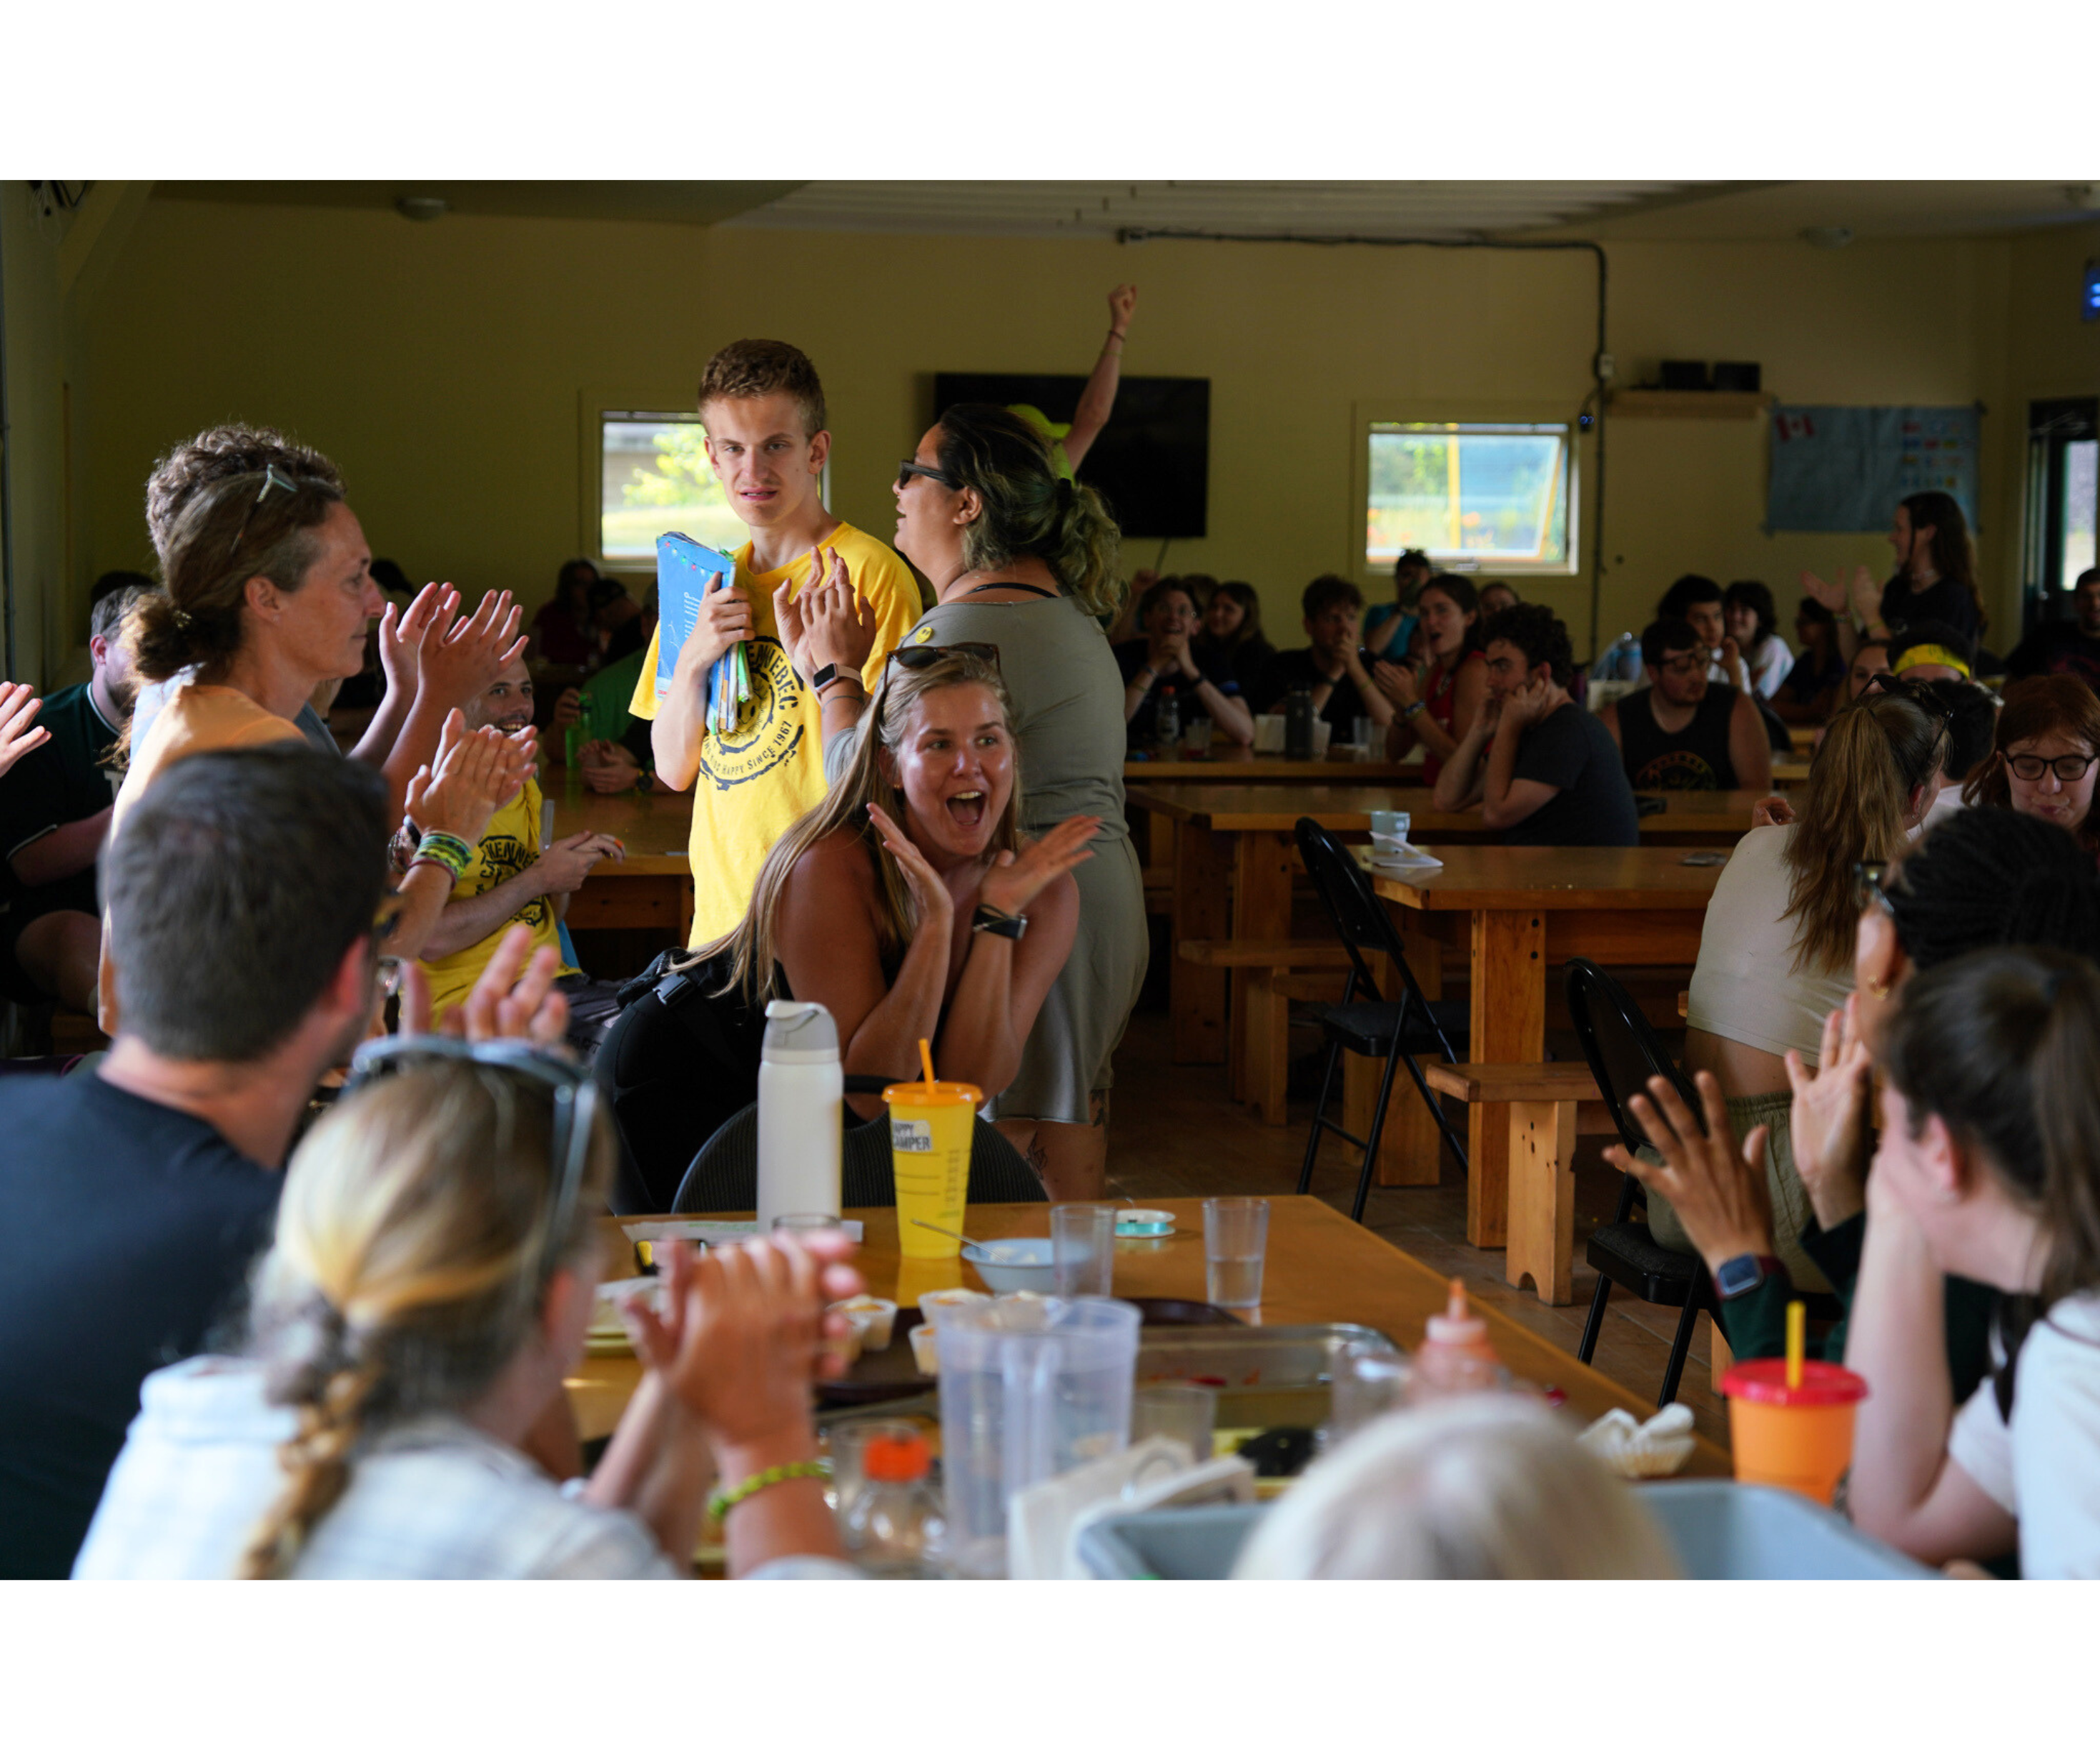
(653, 532, 740, 705)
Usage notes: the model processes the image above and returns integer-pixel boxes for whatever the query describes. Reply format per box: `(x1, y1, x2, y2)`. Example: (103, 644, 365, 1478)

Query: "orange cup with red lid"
(1719, 1359, 1868, 1506)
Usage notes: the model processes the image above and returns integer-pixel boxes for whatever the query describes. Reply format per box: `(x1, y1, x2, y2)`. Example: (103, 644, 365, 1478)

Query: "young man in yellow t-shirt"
(628, 339, 921, 948)
(417, 655, 627, 1050)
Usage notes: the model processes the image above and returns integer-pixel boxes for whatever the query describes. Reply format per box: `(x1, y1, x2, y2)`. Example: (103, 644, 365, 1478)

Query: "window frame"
(2021, 396, 2100, 637)
(577, 392, 830, 580)
(1352, 402, 1583, 585)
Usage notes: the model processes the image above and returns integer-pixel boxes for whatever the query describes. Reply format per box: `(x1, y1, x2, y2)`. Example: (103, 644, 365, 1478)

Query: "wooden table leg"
(1230, 830, 1295, 1103)
(1506, 1098, 1578, 1303)
(1467, 908, 1547, 1249)
(1172, 826, 1230, 1065)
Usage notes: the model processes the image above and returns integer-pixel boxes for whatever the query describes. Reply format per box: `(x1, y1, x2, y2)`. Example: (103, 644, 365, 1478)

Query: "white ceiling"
(722, 180, 1710, 242)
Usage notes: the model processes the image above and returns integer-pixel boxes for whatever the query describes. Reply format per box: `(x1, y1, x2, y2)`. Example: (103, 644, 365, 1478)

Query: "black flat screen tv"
(933, 372, 1209, 539)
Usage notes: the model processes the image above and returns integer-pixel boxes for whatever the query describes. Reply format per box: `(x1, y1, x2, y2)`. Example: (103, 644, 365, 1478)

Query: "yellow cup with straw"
(1719, 1299, 1870, 1505)
(886, 1038, 981, 1261)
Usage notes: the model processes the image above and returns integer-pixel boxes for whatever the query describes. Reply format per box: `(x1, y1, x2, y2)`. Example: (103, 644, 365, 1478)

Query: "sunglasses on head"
(886, 640, 1003, 678)
(896, 459, 963, 492)
(345, 1035, 597, 1288)
(224, 462, 309, 564)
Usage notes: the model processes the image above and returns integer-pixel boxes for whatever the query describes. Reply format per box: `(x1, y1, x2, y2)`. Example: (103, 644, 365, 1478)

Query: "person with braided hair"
(75, 1048, 864, 1579)
(1607, 807, 2100, 1406)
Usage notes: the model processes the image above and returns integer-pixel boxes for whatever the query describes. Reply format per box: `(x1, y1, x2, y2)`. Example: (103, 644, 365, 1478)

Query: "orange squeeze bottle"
(1412, 1278, 1506, 1398)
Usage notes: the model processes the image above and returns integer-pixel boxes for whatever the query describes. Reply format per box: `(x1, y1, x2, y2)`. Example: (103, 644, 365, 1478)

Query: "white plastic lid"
(762, 999, 838, 1059)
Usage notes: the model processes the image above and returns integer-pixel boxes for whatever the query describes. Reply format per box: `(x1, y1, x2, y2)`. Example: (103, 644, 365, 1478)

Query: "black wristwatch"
(1713, 1253, 1786, 1301)
(971, 904, 1028, 940)
(810, 662, 839, 691)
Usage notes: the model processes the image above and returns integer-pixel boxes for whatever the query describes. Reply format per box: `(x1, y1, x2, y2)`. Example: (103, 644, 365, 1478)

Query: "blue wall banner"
(1768, 404, 1979, 533)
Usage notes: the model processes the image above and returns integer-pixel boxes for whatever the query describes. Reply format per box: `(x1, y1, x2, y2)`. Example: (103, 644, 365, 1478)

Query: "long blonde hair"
(236, 1062, 613, 1578)
(1780, 690, 1948, 973)
(698, 647, 1023, 1003)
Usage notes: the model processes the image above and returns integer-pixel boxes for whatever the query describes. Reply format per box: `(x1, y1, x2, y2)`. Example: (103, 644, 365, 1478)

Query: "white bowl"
(961, 1237, 1057, 1295)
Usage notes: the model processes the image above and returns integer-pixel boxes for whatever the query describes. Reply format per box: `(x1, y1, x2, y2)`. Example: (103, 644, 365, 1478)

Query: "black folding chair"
(1562, 957, 1717, 1407)
(669, 1075, 1046, 1213)
(1292, 818, 1470, 1222)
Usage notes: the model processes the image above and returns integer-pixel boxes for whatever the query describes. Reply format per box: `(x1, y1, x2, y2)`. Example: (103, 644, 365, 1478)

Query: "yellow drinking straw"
(1786, 1299, 1806, 1390)
(919, 1037, 938, 1087)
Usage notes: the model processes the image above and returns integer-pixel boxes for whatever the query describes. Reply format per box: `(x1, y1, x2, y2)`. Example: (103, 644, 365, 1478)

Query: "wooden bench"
(1425, 1062, 1608, 1306)
(1179, 939, 1355, 1125)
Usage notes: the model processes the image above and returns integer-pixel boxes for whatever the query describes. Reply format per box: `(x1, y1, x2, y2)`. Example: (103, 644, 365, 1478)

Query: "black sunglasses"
(896, 459, 963, 492)
(886, 640, 1003, 677)
(345, 1035, 597, 1288)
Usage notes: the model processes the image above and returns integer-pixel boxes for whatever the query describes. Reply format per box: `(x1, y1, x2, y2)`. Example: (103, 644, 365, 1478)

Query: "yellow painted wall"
(69, 196, 2035, 661)
(0, 184, 69, 687)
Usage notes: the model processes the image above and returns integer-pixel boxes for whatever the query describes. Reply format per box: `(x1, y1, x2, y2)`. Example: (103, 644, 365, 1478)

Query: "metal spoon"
(911, 1218, 986, 1252)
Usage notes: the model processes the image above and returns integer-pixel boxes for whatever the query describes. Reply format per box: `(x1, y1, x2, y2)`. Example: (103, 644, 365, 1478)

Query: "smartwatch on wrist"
(971, 904, 1028, 940)
(1713, 1253, 1786, 1301)
(810, 662, 839, 691)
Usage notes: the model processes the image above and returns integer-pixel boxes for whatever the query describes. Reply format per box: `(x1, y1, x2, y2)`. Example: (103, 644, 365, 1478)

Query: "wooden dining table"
(1370, 845, 1723, 1256)
(1132, 780, 1753, 1089)
(565, 1198, 1731, 1477)
(545, 767, 696, 943)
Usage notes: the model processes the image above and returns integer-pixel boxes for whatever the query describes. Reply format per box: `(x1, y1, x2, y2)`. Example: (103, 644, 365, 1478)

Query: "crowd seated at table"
(18, 306, 2100, 1583)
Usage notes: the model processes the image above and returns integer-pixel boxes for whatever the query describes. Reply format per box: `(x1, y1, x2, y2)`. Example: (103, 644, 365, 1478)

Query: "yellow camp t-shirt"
(629, 522, 921, 946)
(417, 776, 580, 1027)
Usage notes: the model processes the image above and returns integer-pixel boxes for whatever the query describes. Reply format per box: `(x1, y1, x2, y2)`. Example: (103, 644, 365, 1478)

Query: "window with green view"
(600, 412, 746, 561)
(1366, 422, 1572, 570)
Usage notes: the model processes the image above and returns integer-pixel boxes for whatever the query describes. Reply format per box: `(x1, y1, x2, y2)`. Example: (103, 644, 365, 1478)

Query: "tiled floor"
(1104, 1005, 1731, 1448)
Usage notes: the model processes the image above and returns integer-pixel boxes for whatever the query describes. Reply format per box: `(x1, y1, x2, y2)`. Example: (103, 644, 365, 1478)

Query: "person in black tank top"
(1598, 617, 1773, 795)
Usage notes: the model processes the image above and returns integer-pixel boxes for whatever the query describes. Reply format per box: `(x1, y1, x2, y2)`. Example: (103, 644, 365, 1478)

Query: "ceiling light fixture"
(1801, 225, 1854, 249)
(395, 195, 450, 222)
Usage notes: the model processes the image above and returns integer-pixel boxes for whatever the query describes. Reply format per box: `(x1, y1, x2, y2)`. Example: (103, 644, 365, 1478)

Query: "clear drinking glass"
(1325, 1340, 1411, 1449)
(1182, 716, 1213, 758)
(1352, 715, 1375, 757)
(770, 1211, 841, 1233)
(1131, 1383, 1218, 1461)
(823, 1416, 923, 1519)
(1051, 1203, 1117, 1298)
(1203, 1197, 1269, 1310)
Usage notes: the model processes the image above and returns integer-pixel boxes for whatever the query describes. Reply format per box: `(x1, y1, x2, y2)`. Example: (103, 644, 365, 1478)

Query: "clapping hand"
(1848, 566, 1883, 630)
(378, 582, 450, 697)
(1801, 570, 1848, 616)
(1783, 996, 1874, 1229)
(1603, 1070, 1775, 1278)
(776, 546, 876, 682)
(395, 922, 572, 1050)
(1373, 657, 1419, 708)
(406, 708, 536, 845)
(0, 682, 49, 778)
(641, 1233, 866, 1439)
(420, 589, 527, 710)
(865, 801, 956, 930)
(979, 815, 1100, 918)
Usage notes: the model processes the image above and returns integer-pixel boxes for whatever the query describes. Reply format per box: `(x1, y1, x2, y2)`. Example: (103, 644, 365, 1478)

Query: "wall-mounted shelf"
(1607, 389, 1773, 419)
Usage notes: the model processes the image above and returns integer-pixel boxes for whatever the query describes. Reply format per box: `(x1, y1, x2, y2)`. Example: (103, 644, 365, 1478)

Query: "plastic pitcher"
(936, 1296, 1142, 1578)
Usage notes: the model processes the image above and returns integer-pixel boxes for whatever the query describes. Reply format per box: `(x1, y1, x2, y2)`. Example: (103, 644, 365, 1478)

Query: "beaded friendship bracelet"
(707, 1458, 831, 1525)
(412, 830, 475, 881)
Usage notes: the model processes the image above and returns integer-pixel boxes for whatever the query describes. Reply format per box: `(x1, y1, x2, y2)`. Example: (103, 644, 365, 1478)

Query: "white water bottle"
(756, 1000, 843, 1227)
